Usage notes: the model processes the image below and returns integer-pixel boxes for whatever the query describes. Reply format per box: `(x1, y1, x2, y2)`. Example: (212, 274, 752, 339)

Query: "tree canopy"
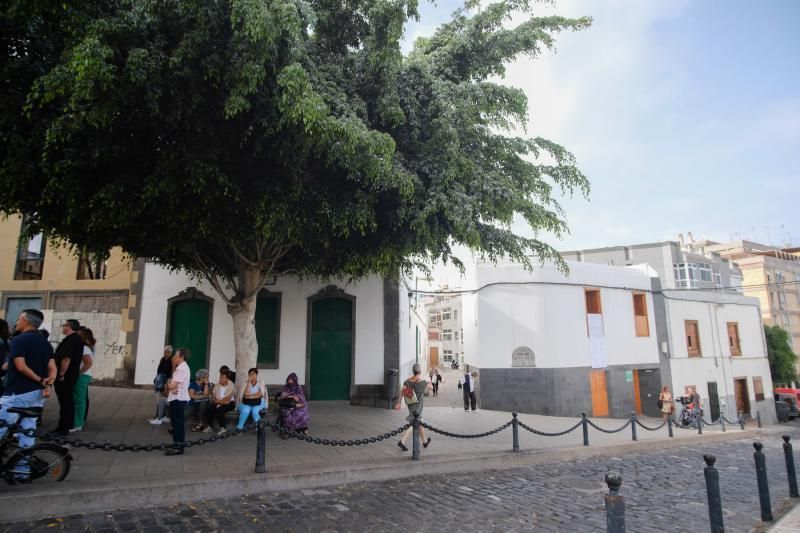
(1, 0, 590, 371)
(765, 325, 797, 385)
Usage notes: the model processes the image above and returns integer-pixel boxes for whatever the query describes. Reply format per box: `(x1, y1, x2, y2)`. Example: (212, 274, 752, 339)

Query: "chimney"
(678, 233, 684, 246)
(687, 232, 694, 244)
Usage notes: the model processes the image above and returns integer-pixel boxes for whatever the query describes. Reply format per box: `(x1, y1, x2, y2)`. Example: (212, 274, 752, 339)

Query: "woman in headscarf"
(277, 372, 309, 437)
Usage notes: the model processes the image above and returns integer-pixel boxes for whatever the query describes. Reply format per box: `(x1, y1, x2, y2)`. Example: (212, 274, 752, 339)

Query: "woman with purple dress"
(277, 372, 309, 437)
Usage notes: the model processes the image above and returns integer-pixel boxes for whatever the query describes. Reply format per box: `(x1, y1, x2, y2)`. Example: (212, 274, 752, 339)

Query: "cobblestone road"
(4, 429, 800, 533)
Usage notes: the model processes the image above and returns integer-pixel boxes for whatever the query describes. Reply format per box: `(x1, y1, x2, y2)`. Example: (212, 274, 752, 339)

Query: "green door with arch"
(309, 297, 352, 400)
(168, 298, 210, 376)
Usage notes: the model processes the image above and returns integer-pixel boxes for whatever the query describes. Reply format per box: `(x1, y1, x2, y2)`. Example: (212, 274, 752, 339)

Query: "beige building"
(703, 240, 800, 356)
(0, 215, 142, 383)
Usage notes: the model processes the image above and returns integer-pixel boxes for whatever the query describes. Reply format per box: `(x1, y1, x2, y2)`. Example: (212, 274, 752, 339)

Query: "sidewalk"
(0, 383, 773, 522)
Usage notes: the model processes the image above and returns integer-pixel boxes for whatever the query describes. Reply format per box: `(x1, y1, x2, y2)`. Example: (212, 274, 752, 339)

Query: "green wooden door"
(309, 297, 352, 400)
(169, 298, 210, 376)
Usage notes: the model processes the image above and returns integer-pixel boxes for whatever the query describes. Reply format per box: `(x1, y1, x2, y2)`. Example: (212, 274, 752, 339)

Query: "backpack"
(402, 381, 419, 405)
(656, 399, 663, 409)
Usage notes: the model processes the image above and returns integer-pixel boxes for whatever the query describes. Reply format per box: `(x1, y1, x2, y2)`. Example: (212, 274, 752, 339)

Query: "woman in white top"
(72, 327, 95, 431)
(237, 368, 267, 429)
(206, 368, 236, 434)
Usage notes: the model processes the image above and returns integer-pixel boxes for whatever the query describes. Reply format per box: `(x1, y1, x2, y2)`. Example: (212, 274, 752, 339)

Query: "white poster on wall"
(587, 313, 607, 368)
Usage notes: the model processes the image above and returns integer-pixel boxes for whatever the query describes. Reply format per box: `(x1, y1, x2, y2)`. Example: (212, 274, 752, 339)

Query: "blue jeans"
(237, 400, 265, 429)
(0, 389, 45, 449)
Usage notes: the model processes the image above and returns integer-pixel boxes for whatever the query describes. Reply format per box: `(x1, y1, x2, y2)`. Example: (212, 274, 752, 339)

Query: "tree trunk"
(228, 265, 262, 379)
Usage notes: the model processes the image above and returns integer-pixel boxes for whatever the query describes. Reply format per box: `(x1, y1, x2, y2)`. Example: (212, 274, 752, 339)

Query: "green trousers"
(73, 374, 92, 428)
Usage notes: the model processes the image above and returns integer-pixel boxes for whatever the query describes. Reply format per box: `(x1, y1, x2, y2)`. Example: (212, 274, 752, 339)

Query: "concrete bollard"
(783, 435, 799, 498)
(255, 418, 266, 473)
(753, 441, 773, 522)
(630, 412, 638, 442)
(582, 412, 589, 446)
(412, 411, 420, 461)
(604, 472, 625, 532)
(512, 412, 520, 452)
(703, 454, 724, 533)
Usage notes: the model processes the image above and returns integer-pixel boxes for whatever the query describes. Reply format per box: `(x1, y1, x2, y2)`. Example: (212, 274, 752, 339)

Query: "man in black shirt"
(0, 309, 56, 449)
(54, 318, 84, 435)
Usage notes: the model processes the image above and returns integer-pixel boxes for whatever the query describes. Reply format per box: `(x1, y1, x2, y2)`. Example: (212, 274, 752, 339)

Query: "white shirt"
(81, 345, 94, 377)
(459, 374, 473, 393)
(168, 361, 190, 402)
(214, 382, 234, 402)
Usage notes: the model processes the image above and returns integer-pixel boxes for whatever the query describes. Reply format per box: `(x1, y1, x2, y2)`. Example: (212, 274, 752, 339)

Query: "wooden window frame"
(685, 320, 701, 357)
(753, 376, 764, 402)
(727, 322, 742, 356)
(632, 292, 649, 337)
(585, 288, 602, 337)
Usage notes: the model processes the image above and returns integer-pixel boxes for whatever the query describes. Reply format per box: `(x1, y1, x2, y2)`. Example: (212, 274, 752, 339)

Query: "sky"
(403, 0, 799, 267)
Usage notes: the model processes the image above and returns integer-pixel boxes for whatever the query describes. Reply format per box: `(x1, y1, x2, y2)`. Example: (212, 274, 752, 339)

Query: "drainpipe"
(712, 302, 732, 419)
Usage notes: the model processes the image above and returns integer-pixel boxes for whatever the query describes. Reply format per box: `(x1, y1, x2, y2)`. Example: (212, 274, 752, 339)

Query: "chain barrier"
(518, 419, 583, 437)
(699, 417, 722, 427)
(420, 421, 511, 439)
(720, 415, 740, 425)
(268, 422, 410, 446)
(586, 418, 632, 434)
(634, 418, 669, 431)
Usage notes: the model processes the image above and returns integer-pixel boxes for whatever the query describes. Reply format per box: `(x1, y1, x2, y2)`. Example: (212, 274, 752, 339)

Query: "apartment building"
(425, 292, 465, 367)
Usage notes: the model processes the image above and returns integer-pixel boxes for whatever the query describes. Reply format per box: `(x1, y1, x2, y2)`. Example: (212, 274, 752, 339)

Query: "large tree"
(1, 0, 590, 374)
(765, 325, 797, 386)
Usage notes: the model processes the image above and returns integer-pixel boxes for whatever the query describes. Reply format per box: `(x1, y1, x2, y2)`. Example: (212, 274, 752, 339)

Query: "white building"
(132, 263, 422, 407)
(424, 292, 465, 367)
(462, 259, 775, 422)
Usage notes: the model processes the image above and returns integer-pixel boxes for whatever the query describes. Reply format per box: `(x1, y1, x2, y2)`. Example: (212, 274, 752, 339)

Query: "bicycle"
(0, 406, 72, 484)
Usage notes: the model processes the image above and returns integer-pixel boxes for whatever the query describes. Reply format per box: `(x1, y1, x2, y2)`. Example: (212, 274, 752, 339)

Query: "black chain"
(420, 421, 511, 439)
(586, 418, 632, 434)
(720, 415, 741, 425)
(634, 418, 668, 431)
(268, 422, 410, 446)
(517, 419, 582, 437)
(699, 417, 721, 427)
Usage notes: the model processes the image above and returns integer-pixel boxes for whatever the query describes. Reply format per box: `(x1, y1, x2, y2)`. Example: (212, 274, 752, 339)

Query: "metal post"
(604, 472, 625, 533)
(582, 412, 589, 446)
(696, 414, 703, 435)
(753, 441, 773, 522)
(630, 412, 637, 442)
(703, 454, 724, 533)
(720, 417, 726, 432)
(783, 435, 799, 498)
(668, 415, 673, 438)
(756, 411, 762, 428)
(512, 412, 520, 452)
(412, 411, 420, 461)
(254, 418, 266, 474)
(738, 411, 745, 430)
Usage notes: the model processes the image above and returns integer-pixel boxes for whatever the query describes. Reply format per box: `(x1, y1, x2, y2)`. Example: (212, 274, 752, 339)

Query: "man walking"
(54, 319, 84, 435)
(0, 309, 56, 453)
(165, 347, 191, 456)
(459, 371, 478, 412)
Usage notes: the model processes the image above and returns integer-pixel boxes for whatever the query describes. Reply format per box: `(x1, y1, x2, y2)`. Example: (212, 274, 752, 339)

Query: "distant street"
(5, 428, 800, 532)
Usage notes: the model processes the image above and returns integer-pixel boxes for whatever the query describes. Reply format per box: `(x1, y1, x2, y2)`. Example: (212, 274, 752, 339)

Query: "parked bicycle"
(0, 406, 72, 484)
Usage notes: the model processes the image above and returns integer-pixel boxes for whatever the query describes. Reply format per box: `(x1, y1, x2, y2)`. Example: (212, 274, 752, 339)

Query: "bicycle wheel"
(5, 443, 71, 483)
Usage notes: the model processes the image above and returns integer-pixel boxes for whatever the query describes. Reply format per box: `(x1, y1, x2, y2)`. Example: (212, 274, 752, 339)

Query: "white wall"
(470, 261, 659, 369)
(46, 311, 126, 381)
(399, 278, 428, 381)
(134, 264, 386, 386)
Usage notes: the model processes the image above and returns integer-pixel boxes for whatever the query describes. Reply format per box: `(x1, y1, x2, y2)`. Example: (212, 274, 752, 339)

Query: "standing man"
(0, 309, 56, 451)
(53, 319, 84, 435)
(165, 347, 191, 456)
(459, 371, 478, 412)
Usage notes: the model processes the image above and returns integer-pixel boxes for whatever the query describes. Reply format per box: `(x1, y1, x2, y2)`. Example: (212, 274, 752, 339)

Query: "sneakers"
(217, 427, 227, 435)
(149, 418, 163, 425)
(161, 417, 170, 423)
(202, 426, 213, 433)
(68, 427, 82, 433)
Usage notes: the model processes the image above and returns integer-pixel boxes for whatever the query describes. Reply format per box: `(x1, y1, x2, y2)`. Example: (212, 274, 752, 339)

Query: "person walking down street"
(277, 372, 309, 437)
(658, 386, 673, 421)
(71, 327, 95, 432)
(396, 363, 432, 452)
(205, 368, 235, 434)
(165, 347, 190, 456)
(0, 319, 10, 397)
(0, 309, 56, 467)
(431, 369, 442, 397)
(459, 371, 478, 412)
(237, 368, 267, 430)
(149, 346, 173, 425)
(54, 319, 84, 436)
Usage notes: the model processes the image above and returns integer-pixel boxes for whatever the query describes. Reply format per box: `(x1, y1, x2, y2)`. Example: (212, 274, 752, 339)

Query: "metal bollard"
(582, 412, 589, 446)
(703, 454, 724, 533)
(783, 435, 799, 498)
(668, 415, 673, 438)
(512, 412, 520, 452)
(756, 411, 762, 428)
(604, 472, 626, 532)
(412, 411, 420, 461)
(630, 412, 637, 442)
(696, 414, 703, 435)
(254, 418, 266, 473)
(753, 441, 773, 522)
(739, 411, 745, 430)
(720, 417, 726, 432)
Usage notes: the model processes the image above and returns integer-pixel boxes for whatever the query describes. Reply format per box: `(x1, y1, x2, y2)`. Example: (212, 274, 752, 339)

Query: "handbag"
(242, 396, 261, 406)
(657, 399, 663, 409)
(278, 397, 298, 409)
(402, 382, 418, 405)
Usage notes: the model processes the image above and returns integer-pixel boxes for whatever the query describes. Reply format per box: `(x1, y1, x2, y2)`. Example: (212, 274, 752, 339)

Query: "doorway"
(734, 378, 751, 416)
(429, 347, 439, 368)
(167, 291, 212, 376)
(309, 297, 353, 401)
(707, 381, 721, 422)
(590, 370, 609, 417)
(636, 368, 662, 418)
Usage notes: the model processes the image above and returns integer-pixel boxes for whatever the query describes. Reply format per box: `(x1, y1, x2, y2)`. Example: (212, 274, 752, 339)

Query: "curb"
(0, 426, 769, 523)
